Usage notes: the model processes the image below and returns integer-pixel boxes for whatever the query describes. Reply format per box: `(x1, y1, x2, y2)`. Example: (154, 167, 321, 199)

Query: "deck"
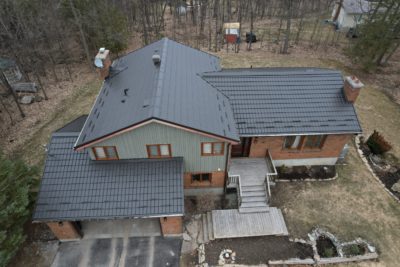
(211, 209, 288, 238)
(229, 158, 269, 186)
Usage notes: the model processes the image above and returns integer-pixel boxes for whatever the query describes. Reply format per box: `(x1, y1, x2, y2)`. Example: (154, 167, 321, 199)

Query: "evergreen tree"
(0, 153, 38, 267)
(348, 0, 400, 71)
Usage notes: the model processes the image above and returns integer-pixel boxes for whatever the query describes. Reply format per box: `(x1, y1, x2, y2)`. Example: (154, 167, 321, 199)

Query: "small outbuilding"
(331, 0, 371, 30)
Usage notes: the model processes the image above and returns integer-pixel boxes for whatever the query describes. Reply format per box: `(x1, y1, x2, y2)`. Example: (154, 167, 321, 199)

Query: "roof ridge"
(151, 38, 169, 118)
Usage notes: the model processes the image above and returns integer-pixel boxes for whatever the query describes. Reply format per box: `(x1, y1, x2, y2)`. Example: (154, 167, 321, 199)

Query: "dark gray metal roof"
(55, 115, 88, 133)
(33, 133, 184, 221)
(202, 68, 362, 136)
(75, 38, 239, 148)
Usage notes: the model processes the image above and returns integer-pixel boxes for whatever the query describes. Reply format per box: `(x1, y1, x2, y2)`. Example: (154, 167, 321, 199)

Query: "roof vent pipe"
(152, 54, 161, 65)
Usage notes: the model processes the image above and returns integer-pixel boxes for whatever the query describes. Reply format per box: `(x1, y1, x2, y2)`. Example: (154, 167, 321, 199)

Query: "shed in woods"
(0, 58, 22, 85)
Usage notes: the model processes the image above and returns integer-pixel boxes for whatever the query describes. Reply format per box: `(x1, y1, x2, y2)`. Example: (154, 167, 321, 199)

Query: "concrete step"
(202, 214, 209, 243)
(241, 190, 266, 197)
(240, 201, 268, 208)
(276, 209, 289, 235)
(241, 196, 267, 203)
(206, 212, 214, 241)
(241, 185, 265, 192)
(239, 206, 270, 213)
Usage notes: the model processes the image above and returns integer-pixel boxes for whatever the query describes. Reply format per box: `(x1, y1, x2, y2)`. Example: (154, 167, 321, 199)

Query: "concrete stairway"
(199, 211, 214, 244)
(239, 182, 269, 213)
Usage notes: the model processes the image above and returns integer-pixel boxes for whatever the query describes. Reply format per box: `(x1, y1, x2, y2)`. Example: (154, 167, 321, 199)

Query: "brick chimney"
(343, 76, 364, 103)
(94, 48, 111, 80)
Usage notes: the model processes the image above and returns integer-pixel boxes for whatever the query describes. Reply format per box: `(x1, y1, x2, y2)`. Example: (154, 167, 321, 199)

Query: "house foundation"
(160, 216, 183, 236)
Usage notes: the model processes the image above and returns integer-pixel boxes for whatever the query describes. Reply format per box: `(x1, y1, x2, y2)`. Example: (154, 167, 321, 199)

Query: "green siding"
(88, 122, 228, 172)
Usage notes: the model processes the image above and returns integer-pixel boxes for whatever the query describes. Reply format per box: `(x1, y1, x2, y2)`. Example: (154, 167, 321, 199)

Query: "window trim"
(201, 142, 225, 156)
(92, 146, 119, 160)
(190, 173, 212, 184)
(282, 135, 327, 151)
(146, 144, 172, 158)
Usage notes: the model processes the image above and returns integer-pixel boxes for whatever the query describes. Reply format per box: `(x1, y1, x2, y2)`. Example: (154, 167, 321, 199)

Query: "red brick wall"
(183, 171, 225, 189)
(47, 221, 82, 240)
(160, 216, 183, 236)
(249, 134, 352, 159)
(344, 81, 361, 103)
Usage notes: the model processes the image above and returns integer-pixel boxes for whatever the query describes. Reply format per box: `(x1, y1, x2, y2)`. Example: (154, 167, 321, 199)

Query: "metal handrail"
(228, 173, 242, 206)
(265, 174, 271, 201)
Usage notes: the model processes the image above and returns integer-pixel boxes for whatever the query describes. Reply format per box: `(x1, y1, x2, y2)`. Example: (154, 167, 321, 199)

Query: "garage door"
(80, 218, 161, 239)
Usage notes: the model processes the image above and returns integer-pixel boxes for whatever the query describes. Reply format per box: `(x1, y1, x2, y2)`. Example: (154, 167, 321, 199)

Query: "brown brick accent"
(249, 134, 352, 159)
(160, 216, 183, 236)
(344, 81, 360, 103)
(183, 171, 225, 189)
(47, 221, 82, 240)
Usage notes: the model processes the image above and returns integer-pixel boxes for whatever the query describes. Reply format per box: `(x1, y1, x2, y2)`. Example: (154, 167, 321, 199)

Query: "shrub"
(322, 247, 335, 258)
(343, 244, 365, 256)
(366, 130, 392, 155)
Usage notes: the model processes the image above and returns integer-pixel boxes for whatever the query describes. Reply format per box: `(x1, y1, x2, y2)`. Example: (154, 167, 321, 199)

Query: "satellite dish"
(94, 58, 103, 68)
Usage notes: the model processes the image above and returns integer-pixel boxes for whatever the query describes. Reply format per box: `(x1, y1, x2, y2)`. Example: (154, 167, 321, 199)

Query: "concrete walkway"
(51, 237, 181, 267)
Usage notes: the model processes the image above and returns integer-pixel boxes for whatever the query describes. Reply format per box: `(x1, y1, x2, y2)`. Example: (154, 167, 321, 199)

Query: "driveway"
(51, 237, 182, 267)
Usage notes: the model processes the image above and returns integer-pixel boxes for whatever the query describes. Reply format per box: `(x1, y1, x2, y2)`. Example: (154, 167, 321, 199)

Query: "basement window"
(146, 144, 172, 158)
(92, 146, 119, 160)
(191, 173, 211, 183)
(201, 142, 224, 156)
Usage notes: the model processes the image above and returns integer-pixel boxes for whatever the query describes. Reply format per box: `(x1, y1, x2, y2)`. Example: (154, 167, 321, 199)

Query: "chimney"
(94, 48, 111, 80)
(152, 54, 161, 65)
(343, 76, 364, 103)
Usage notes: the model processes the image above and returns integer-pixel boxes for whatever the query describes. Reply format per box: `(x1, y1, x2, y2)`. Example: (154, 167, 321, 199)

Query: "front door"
(231, 137, 252, 157)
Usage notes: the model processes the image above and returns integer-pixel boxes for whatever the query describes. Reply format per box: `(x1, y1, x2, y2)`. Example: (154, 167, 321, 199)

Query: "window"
(191, 173, 211, 183)
(146, 144, 172, 158)
(92, 146, 119, 160)
(304, 135, 326, 149)
(283, 136, 303, 150)
(201, 142, 224, 156)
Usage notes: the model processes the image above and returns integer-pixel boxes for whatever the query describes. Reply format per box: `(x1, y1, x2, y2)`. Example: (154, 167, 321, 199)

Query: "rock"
(35, 95, 44, 102)
(183, 232, 192, 241)
(218, 258, 225, 265)
(181, 240, 197, 254)
(193, 214, 202, 220)
(186, 220, 199, 240)
(20, 95, 35, 104)
(391, 181, 400, 193)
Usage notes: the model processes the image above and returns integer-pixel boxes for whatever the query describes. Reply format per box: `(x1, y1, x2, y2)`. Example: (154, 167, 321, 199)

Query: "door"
(231, 137, 252, 157)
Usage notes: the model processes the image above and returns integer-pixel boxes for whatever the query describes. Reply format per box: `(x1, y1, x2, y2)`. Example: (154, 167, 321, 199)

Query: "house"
(33, 38, 363, 241)
(331, 0, 372, 30)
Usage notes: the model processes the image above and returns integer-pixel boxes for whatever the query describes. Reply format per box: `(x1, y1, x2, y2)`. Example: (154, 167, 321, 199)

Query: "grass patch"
(11, 79, 101, 169)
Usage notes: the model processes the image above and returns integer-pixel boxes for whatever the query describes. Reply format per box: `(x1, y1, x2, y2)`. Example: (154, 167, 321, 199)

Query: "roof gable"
(75, 38, 239, 148)
(201, 68, 362, 136)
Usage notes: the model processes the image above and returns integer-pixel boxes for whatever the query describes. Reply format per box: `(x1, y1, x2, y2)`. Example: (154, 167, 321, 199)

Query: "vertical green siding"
(88, 122, 228, 173)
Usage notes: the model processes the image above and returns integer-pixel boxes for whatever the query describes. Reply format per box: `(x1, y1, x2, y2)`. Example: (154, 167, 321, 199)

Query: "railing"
(228, 173, 242, 207)
(265, 174, 271, 203)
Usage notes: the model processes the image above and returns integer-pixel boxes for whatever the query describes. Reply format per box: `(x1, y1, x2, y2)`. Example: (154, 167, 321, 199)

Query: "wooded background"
(0, 0, 399, 134)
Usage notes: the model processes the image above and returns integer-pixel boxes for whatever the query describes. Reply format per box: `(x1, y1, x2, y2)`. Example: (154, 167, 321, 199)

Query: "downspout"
(223, 143, 232, 194)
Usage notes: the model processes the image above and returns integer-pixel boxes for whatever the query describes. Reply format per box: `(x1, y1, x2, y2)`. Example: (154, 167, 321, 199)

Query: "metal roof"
(342, 0, 371, 14)
(55, 115, 88, 133)
(201, 68, 362, 136)
(74, 38, 239, 148)
(33, 133, 184, 221)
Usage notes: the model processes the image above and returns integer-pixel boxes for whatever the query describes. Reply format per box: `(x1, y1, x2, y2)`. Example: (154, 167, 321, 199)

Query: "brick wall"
(249, 134, 352, 159)
(47, 221, 82, 240)
(159, 216, 183, 236)
(183, 171, 225, 189)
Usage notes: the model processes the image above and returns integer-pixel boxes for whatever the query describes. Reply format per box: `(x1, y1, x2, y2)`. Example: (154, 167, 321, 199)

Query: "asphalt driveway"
(51, 237, 182, 267)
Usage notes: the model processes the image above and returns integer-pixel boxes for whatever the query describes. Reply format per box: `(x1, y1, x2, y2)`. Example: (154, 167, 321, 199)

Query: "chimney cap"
(345, 76, 364, 89)
(152, 54, 161, 65)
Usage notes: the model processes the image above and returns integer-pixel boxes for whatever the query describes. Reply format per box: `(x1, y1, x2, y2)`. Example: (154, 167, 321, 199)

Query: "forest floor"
(3, 29, 400, 266)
